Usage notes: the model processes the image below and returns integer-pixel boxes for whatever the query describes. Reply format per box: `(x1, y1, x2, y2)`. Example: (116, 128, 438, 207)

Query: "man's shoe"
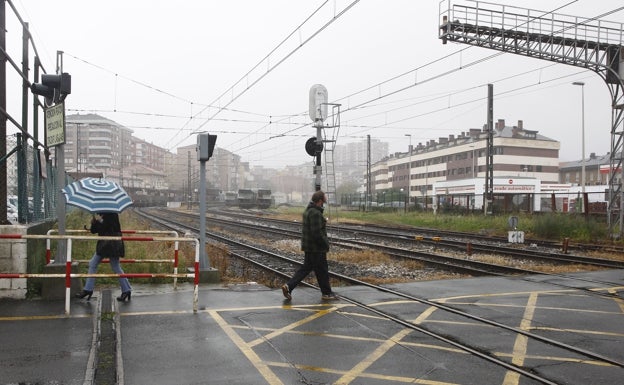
(281, 284, 291, 300)
(321, 293, 339, 301)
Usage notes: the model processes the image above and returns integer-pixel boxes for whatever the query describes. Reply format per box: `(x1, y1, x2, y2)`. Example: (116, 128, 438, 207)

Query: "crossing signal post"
(195, 133, 219, 283)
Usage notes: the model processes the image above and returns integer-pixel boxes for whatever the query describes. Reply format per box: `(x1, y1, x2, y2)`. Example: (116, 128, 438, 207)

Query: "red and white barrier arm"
(73, 259, 175, 264)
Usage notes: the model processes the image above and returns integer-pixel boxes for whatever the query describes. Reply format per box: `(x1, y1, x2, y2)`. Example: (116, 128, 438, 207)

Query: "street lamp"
(405, 134, 412, 209)
(572, 81, 586, 207)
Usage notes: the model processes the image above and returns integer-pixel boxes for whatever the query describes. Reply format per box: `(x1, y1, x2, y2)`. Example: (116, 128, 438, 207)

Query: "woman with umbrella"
(75, 212, 132, 301)
(63, 177, 134, 301)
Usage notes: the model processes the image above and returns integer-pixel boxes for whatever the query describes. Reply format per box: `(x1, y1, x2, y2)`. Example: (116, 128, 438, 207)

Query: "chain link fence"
(5, 133, 58, 224)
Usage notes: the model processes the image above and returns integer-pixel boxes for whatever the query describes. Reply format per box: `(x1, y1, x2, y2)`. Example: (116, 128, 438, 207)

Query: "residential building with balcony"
(64, 114, 169, 189)
(369, 119, 560, 206)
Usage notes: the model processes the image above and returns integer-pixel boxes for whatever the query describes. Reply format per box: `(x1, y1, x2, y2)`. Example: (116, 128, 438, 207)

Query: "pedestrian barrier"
(0, 234, 200, 315)
(46, 229, 182, 288)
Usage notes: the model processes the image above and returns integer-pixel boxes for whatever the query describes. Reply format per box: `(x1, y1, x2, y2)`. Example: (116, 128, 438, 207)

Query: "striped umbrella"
(61, 177, 133, 213)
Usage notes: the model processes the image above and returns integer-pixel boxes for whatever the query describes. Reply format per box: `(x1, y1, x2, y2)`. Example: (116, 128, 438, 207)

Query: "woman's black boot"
(75, 290, 93, 300)
(117, 291, 131, 302)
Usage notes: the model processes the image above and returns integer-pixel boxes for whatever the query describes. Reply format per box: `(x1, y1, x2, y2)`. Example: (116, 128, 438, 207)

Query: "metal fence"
(342, 190, 612, 217)
(4, 133, 58, 224)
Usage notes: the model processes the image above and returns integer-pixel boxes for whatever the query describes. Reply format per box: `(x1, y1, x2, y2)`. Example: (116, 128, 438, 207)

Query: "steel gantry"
(439, 0, 624, 237)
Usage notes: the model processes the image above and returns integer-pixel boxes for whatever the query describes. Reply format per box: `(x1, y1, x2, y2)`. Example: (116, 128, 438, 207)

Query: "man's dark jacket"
(301, 202, 329, 252)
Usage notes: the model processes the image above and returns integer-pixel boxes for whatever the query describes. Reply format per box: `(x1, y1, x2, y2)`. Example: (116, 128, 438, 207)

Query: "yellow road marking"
(334, 328, 413, 384)
(502, 292, 538, 385)
(434, 288, 581, 302)
(495, 352, 613, 367)
(338, 310, 388, 320)
(247, 306, 339, 348)
(608, 288, 624, 313)
(118, 303, 347, 318)
(231, 324, 467, 353)
(121, 310, 193, 316)
(334, 306, 438, 385)
(532, 326, 624, 337)
(444, 301, 622, 315)
(208, 309, 284, 385)
(0, 314, 90, 321)
(106, 286, 624, 385)
(267, 360, 459, 384)
(216, 303, 350, 312)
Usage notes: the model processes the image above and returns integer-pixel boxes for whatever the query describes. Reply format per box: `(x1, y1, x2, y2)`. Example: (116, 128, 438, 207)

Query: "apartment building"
(559, 152, 621, 186)
(165, 143, 246, 195)
(370, 119, 560, 202)
(63, 114, 170, 190)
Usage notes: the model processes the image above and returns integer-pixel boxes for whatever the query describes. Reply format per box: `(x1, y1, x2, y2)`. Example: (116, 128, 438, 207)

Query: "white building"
(370, 119, 560, 208)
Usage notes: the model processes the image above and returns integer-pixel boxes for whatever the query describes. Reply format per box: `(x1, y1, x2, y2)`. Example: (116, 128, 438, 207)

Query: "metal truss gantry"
(439, 0, 624, 237)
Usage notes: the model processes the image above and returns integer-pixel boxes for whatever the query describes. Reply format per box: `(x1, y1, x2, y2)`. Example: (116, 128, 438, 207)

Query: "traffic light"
(31, 72, 71, 106)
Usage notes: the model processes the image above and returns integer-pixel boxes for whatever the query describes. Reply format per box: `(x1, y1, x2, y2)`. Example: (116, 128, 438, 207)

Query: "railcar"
(256, 189, 272, 209)
(225, 192, 238, 207)
(237, 189, 257, 208)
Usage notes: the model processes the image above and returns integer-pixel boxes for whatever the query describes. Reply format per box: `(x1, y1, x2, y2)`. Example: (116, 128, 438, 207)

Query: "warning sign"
(45, 102, 65, 147)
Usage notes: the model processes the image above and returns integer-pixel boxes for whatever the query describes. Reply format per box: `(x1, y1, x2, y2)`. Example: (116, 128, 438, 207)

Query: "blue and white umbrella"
(61, 177, 133, 213)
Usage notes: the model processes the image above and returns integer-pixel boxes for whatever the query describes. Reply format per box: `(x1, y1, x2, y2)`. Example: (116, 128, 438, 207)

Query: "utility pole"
(405, 133, 412, 211)
(572, 81, 586, 213)
(484, 84, 493, 215)
(187, 151, 191, 209)
(366, 134, 371, 210)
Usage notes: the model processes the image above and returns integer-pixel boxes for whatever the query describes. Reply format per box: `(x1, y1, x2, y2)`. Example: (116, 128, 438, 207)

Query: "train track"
(182, 208, 624, 296)
(223, 207, 624, 253)
(167, 207, 624, 273)
(133, 207, 624, 384)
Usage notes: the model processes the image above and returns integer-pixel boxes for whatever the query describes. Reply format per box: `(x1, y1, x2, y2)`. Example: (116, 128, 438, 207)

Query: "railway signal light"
(197, 133, 217, 161)
(305, 136, 323, 156)
(31, 73, 71, 106)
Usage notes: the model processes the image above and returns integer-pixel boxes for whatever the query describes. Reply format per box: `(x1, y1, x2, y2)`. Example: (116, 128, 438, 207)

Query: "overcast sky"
(7, 0, 624, 168)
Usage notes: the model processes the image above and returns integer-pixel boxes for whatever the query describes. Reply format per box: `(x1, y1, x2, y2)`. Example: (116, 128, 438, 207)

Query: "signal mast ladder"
(0, 233, 200, 315)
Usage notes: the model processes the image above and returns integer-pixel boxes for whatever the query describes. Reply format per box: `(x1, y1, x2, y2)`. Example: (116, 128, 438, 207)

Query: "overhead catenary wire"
(233, 2, 624, 161)
(20, 1, 622, 166)
(178, 0, 363, 148)
(235, 66, 590, 163)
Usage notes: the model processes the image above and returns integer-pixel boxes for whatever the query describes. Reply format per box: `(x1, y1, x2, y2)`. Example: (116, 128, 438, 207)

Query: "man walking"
(282, 190, 338, 301)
